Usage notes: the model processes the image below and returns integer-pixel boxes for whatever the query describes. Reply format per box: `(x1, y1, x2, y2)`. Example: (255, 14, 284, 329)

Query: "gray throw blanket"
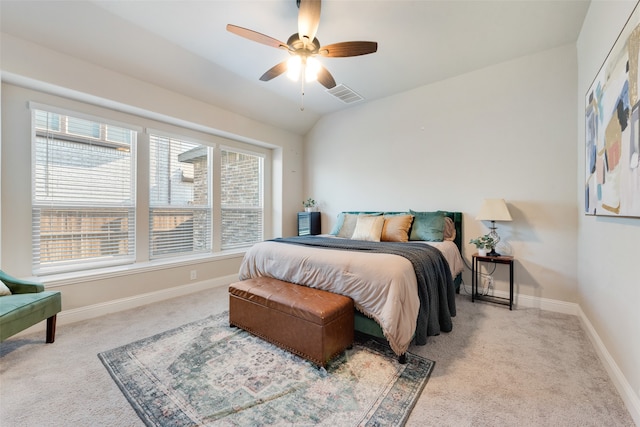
(271, 236, 456, 345)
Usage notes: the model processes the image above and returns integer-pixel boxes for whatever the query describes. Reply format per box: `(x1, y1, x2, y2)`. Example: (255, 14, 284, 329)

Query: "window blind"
(32, 109, 136, 273)
(149, 134, 212, 259)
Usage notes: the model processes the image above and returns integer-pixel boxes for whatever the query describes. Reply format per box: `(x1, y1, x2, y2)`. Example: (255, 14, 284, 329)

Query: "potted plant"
(302, 198, 317, 212)
(469, 234, 495, 256)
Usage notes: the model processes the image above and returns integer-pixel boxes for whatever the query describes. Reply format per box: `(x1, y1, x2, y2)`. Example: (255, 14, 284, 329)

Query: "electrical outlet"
(190, 270, 197, 280)
(488, 276, 494, 289)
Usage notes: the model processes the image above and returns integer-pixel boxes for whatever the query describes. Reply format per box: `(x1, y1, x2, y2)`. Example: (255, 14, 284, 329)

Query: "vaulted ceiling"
(1, 0, 590, 135)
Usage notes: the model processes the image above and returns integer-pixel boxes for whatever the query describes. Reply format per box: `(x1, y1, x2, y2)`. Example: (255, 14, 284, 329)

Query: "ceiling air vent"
(326, 84, 364, 104)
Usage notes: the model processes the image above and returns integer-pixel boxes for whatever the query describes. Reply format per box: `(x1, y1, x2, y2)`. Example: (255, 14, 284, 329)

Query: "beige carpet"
(0, 285, 635, 426)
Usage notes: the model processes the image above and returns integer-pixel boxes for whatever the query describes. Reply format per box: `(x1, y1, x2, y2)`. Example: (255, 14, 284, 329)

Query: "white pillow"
(351, 215, 385, 242)
(0, 281, 11, 296)
(337, 213, 360, 238)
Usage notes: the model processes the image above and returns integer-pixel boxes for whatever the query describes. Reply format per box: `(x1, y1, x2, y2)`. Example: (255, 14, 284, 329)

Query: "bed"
(238, 210, 464, 357)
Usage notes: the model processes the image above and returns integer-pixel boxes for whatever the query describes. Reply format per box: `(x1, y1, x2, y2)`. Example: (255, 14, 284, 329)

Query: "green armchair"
(0, 270, 62, 343)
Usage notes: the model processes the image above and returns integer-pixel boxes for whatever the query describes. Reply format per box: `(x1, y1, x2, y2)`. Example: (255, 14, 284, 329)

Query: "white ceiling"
(0, 0, 590, 135)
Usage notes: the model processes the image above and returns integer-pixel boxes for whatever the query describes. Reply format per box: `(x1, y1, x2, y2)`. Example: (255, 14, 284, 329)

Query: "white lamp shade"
(476, 198, 512, 221)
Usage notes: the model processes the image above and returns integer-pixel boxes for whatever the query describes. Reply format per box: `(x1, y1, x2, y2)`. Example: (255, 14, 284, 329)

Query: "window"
(32, 108, 137, 274)
(149, 134, 212, 259)
(30, 103, 267, 275)
(221, 148, 264, 249)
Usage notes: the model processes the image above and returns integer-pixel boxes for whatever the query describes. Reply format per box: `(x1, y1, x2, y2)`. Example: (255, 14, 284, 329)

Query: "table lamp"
(476, 198, 512, 256)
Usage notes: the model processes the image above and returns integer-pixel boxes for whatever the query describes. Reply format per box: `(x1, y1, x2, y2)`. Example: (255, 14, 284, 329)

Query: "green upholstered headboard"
(443, 211, 463, 255)
(329, 210, 463, 254)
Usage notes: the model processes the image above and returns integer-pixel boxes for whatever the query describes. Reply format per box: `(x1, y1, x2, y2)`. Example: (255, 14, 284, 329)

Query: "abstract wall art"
(585, 3, 640, 217)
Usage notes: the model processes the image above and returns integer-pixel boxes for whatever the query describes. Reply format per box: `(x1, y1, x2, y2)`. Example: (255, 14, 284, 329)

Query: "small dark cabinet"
(298, 212, 321, 236)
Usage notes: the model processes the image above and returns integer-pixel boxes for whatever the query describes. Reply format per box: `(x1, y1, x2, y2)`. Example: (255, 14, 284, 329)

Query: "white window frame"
(30, 102, 140, 275)
(25, 99, 271, 278)
(148, 129, 214, 260)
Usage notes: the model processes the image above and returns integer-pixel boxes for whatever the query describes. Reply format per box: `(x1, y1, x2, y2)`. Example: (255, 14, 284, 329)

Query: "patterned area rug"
(98, 312, 434, 426)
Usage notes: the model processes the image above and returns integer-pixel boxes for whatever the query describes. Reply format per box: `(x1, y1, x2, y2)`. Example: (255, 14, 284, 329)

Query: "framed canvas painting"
(585, 3, 640, 217)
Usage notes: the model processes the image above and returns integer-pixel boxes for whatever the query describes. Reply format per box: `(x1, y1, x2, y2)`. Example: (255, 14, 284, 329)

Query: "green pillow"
(409, 210, 445, 241)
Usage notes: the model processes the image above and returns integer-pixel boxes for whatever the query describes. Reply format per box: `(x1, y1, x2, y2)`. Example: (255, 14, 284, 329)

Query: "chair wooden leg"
(46, 315, 57, 343)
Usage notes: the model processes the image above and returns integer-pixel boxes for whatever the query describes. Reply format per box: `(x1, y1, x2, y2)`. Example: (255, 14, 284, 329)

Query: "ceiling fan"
(226, 0, 378, 91)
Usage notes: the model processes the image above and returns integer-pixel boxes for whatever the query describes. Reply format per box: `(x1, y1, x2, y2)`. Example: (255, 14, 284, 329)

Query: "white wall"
(577, 0, 640, 419)
(0, 34, 304, 313)
(306, 44, 579, 303)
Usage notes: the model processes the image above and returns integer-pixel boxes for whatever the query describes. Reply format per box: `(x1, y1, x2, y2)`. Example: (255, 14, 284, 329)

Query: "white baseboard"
(460, 284, 580, 315)
(577, 306, 640, 426)
(11, 274, 236, 339)
(461, 283, 639, 425)
(514, 291, 580, 315)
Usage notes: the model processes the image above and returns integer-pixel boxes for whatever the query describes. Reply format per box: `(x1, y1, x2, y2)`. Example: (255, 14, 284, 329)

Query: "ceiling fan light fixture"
(287, 56, 302, 81)
(227, 0, 377, 94)
(305, 57, 320, 82)
(287, 55, 320, 82)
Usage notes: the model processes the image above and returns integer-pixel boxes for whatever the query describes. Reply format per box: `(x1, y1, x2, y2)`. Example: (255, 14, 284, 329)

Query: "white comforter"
(238, 239, 463, 355)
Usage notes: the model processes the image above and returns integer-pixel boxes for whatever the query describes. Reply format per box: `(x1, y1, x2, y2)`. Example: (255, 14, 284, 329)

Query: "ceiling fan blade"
(319, 41, 378, 57)
(259, 61, 289, 82)
(226, 24, 288, 50)
(298, 0, 321, 47)
(316, 65, 336, 89)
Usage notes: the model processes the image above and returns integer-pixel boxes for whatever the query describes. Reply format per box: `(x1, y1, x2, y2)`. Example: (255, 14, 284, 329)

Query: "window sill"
(34, 249, 248, 288)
